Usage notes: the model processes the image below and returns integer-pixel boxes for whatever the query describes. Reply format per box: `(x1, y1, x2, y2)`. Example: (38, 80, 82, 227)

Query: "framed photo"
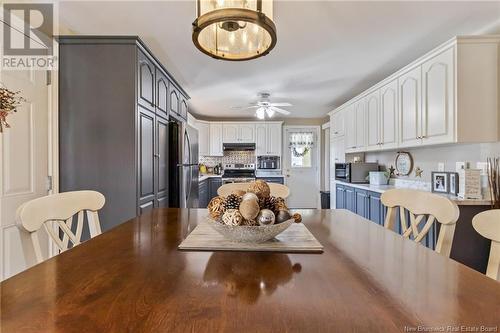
(431, 172, 449, 193)
(448, 172, 459, 195)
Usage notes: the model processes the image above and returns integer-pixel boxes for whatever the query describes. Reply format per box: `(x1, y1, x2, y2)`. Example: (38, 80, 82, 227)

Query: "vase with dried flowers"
(0, 85, 26, 132)
(487, 157, 500, 209)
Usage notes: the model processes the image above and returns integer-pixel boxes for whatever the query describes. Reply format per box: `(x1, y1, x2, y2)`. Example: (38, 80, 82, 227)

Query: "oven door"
(222, 178, 256, 184)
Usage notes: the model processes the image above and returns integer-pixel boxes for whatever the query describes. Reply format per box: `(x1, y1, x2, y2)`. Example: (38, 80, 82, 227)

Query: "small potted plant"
(0, 85, 26, 133)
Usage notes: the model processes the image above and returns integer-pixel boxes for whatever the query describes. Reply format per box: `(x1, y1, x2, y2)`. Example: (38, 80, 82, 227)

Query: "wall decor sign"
(431, 172, 449, 193)
(395, 152, 413, 176)
(448, 172, 459, 195)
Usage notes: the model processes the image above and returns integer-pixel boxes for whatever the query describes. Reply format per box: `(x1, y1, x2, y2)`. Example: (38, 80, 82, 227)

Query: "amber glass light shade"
(192, 0, 277, 61)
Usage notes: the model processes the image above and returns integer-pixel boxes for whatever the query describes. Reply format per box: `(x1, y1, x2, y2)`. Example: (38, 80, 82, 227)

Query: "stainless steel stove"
(222, 163, 256, 184)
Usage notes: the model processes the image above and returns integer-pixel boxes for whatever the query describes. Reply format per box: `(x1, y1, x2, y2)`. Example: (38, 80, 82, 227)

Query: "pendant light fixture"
(192, 0, 277, 61)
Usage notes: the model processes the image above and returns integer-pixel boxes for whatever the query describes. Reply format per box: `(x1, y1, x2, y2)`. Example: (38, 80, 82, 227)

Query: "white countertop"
(199, 174, 222, 182)
(334, 180, 491, 206)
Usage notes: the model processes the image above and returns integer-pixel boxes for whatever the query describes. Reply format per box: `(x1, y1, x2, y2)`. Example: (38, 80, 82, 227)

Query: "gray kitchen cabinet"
(345, 186, 356, 213)
(208, 178, 222, 202)
(355, 188, 369, 219)
(335, 184, 346, 209)
(59, 36, 189, 237)
(257, 177, 284, 185)
(199, 179, 209, 208)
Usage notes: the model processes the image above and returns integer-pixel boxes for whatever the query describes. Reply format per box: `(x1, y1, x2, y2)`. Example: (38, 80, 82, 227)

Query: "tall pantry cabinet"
(58, 36, 190, 235)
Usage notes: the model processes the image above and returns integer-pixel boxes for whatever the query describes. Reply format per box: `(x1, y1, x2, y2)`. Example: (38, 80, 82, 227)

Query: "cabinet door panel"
(380, 79, 398, 149)
(422, 47, 454, 145)
(267, 123, 282, 155)
(366, 91, 380, 149)
(335, 185, 345, 209)
(156, 70, 169, 118)
(197, 122, 210, 156)
(355, 100, 365, 149)
(399, 66, 422, 147)
(209, 123, 223, 156)
(139, 110, 155, 200)
(180, 97, 188, 120)
(355, 189, 369, 219)
(156, 117, 168, 205)
(345, 105, 356, 150)
(138, 51, 155, 111)
(255, 123, 267, 155)
(369, 193, 383, 225)
(223, 124, 239, 143)
(331, 110, 345, 137)
(239, 123, 255, 143)
(345, 187, 356, 213)
(169, 87, 180, 117)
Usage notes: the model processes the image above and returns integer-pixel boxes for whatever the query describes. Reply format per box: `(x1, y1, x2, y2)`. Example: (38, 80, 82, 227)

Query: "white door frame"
(282, 125, 321, 208)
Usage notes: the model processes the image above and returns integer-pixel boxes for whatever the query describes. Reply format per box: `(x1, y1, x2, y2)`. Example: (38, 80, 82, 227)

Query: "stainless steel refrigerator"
(169, 121, 199, 208)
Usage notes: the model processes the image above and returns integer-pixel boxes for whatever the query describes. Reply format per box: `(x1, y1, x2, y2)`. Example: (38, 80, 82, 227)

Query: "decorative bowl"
(207, 218, 295, 243)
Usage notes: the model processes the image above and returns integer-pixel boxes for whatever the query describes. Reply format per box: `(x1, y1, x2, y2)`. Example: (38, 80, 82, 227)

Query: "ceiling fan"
(231, 93, 292, 119)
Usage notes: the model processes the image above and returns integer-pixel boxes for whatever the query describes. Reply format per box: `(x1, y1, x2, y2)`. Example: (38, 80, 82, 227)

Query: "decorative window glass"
(289, 132, 314, 168)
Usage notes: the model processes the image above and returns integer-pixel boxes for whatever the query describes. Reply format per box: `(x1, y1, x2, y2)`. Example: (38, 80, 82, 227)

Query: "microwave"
(335, 163, 379, 184)
(257, 156, 280, 170)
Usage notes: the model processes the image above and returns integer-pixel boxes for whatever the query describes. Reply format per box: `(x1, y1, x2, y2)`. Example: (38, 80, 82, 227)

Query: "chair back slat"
(16, 190, 105, 264)
(381, 189, 459, 257)
(472, 210, 500, 280)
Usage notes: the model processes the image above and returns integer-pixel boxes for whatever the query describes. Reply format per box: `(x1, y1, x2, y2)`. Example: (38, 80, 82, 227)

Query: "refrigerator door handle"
(185, 129, 192, 205)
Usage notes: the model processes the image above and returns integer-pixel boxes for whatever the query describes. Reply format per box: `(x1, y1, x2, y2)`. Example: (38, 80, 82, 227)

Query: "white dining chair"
(16, 190, 105, 264)
(381, 189, 460, 257)
(217, 182, 290, 198)
(472, 210, 500, 280)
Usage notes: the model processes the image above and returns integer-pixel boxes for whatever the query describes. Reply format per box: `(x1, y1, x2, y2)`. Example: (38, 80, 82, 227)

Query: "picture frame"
(395, 152, 413, 176)
(448, 172, 459, 195)
(431, 172, 449, 193)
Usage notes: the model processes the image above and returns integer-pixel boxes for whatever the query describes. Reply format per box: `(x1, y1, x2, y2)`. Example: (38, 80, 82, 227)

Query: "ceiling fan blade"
(230, 105, 259, 110)
(269, 102, 292, 107)
(270, 106, 291, 115)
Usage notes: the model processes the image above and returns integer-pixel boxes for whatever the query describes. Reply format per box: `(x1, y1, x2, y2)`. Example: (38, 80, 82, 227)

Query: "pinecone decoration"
(224, 194, 242, 210)
(259, 196, 276, 211)
(274, 197, 288, 212)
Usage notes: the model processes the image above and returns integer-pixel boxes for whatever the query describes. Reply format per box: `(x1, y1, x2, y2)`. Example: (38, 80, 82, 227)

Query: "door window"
(289, 132, 314, 168)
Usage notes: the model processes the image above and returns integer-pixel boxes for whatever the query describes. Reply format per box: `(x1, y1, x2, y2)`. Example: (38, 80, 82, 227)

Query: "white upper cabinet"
(223, 123, 255, 143)
(399, 65, 422, 148)
(196, 121, 210, 156)
(331, 108, 345, 138)
(345, 104, 356, 150)
(354, 99, 366, 150)
(255, 122, 282, 156)
(267, 122, 282, 155)
(380, 78, 398, 149)
(366, 90, 380, 150)
(223, 123, 239, 143)
(421, 47, 454, 145)
(209, 122, 223, 156)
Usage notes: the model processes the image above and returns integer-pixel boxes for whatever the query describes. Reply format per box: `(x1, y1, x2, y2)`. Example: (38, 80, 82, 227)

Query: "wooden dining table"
(1, 208, 499, 332)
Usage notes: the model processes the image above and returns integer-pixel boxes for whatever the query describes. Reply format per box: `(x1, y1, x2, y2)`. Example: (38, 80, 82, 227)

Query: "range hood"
(223, 143, 256, 151)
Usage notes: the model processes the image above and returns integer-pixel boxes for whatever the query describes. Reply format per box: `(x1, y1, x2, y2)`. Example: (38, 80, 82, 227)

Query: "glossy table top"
(2, 209, 499, 332)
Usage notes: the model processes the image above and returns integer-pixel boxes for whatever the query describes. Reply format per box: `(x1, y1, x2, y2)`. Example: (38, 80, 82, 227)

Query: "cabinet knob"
(154, 154, 160, 158)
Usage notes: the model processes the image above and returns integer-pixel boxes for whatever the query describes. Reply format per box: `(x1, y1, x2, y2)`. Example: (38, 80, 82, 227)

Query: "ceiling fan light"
(256, 107, 265, 119)
(265, 108, 275, 118)
(192, 0, 277, 61)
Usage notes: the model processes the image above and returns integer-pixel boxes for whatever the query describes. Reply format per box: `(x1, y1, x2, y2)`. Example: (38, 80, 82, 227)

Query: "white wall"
(365, 142, 500, 182)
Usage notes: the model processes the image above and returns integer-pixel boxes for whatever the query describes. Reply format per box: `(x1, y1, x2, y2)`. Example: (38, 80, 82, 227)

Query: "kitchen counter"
(199, 174, 222, 182)
(334, 180, 491, 206)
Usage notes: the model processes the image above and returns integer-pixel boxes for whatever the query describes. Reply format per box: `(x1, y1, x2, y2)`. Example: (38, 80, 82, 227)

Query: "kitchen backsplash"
(199, 151, 255, 166)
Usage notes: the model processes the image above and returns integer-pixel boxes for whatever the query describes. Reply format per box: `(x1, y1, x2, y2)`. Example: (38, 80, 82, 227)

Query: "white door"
(399, 66, 422, 148)
(266, 123, 282, 156)
(283, 127, 320, 209)
(255, 123, 267, 155)
(0, 53, 51, 278)
(222, 123, 238, 143)
(238, 123, 255, 143)
(380, 78, 399, 149)
(365, 91, 380, 150)
(422, 47, 455, 145)
(209, 123, 223, 156)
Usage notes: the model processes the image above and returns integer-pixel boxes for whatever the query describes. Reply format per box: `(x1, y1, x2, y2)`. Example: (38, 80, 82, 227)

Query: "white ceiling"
(57, 1, 500, 119)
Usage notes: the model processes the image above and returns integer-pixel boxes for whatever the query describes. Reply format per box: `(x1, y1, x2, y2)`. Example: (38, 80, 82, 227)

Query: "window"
(289, 132, 314, 168)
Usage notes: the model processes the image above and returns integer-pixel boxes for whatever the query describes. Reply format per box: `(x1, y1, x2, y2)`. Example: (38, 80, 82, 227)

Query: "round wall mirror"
(395, 152, 413, 176)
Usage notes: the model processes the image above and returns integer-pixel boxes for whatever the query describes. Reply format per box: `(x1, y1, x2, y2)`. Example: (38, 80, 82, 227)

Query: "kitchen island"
(2, 209, 499, 332)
